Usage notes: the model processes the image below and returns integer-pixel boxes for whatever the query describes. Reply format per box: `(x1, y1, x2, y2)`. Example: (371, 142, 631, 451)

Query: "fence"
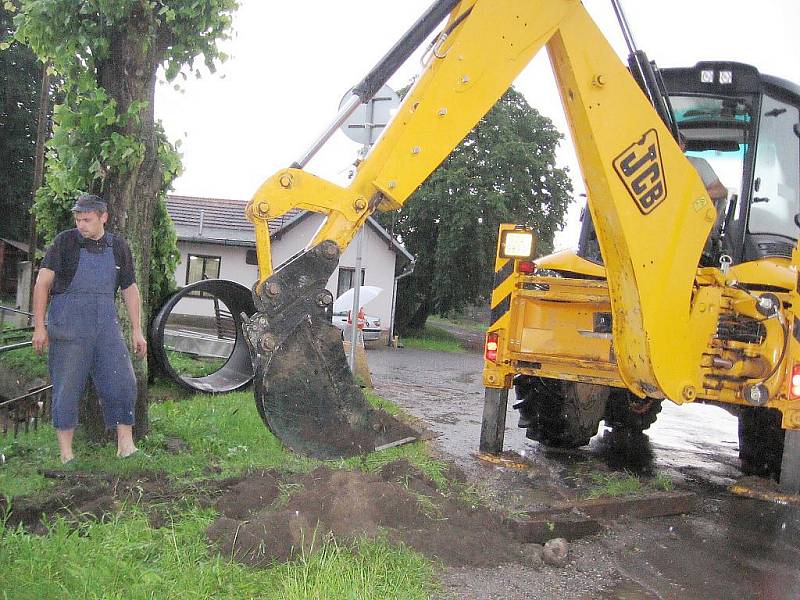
(0, 385, 52, 438)
(0, 305, 48, 442)
(0, 305, 34, 351)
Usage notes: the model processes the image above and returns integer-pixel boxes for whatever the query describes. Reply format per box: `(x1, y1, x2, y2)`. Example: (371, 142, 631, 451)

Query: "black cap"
(71, 194, 107, 213)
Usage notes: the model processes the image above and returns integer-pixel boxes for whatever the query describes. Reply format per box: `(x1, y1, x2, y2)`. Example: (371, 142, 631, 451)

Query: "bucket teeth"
(247, 242, 416, 459)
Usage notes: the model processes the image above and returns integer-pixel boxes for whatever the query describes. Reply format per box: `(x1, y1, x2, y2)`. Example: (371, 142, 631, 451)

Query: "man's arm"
(706, 179, 728, 205)
(32, 268, 55, 355)
(688, 156, 728, 204)
(121, 283, 147, 357)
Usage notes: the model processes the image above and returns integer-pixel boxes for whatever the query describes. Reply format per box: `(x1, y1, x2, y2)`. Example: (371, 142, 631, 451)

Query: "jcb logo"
(613, 129, 666, 214)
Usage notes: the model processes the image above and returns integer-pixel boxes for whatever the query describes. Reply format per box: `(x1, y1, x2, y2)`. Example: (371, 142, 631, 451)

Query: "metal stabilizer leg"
(479, 387, 509, 454)
(242, 241, 416, 460)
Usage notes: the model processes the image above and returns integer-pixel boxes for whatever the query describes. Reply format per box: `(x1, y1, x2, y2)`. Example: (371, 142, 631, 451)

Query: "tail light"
(485, 332, 499, 362)
(518, 260, 536, 274)
(791, 364, 800, 399)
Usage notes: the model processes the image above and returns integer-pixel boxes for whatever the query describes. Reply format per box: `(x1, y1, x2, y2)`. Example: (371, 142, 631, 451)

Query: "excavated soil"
(206, 459, 540, 567)
(4, 459, 542, 569)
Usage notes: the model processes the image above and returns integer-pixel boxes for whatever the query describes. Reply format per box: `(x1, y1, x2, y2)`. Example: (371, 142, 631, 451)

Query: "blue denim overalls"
(48, 233, 137, 430)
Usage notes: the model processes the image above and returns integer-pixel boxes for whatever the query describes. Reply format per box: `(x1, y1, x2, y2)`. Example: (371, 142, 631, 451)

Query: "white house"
(165, 195, 414, 341)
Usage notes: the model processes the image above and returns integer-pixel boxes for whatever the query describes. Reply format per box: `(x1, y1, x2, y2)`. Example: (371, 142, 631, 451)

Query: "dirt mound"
(207, 459, 536, 567)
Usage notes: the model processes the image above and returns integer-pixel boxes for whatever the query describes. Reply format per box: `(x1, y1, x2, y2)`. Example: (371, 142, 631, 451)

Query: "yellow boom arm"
(247, 0, 717, 404)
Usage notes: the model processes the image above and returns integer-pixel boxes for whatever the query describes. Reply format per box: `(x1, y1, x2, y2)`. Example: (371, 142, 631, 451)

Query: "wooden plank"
(506, 511, 603, 543)
(505, 492, 696, 544)
(523, 491, 696, 521)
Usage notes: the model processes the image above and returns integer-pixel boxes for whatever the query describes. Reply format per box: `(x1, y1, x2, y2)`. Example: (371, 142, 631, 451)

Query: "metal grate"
(213, 297, 237, 340)
(0, 305, 34, 352)
(0, 385, 52, 438)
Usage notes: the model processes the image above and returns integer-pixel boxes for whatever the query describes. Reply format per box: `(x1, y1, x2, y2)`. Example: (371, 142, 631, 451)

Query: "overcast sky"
(155, 0, 800, 248)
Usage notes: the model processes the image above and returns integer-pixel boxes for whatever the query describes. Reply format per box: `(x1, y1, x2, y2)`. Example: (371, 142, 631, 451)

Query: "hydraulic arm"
(243, 0, 721, 458)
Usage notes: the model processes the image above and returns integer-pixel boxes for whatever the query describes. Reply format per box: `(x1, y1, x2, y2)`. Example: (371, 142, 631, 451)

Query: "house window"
(336, 267, 365, 298)
(245, 249, 258, 265)
(186, 254, 221, 296)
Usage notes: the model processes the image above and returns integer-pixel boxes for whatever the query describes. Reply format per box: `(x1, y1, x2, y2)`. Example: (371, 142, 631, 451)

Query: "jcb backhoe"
(241, 0, 800, 490)
(481, 59, 800, 492)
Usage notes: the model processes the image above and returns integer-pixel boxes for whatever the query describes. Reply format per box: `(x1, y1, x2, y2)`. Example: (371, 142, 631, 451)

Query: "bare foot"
(61, 454, 75, 464)
(117, 447, 139, 459)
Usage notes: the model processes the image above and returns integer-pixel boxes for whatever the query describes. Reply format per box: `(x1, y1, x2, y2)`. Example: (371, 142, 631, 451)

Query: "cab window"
(749, 95, 800, 240)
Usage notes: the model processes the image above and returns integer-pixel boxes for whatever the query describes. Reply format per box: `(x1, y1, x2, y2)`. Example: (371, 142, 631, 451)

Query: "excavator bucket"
(242, 240, 416, 460)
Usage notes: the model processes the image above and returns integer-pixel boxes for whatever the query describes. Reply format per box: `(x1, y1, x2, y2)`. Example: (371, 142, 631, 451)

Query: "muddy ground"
(206, 460, 542, 568)
(3, 459, 546, 570)
(368, 342, 800, 600)
(4, 336, 800, 599)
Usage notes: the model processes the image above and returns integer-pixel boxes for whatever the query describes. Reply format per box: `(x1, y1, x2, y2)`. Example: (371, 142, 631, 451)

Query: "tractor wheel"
(514, 376, 608, 448)
(604, 389, 662, 432)
(738, 406, 784, 482)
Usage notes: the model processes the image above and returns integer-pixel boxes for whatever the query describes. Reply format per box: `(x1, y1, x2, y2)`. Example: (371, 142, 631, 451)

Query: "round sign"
(339, 84, 400, 146)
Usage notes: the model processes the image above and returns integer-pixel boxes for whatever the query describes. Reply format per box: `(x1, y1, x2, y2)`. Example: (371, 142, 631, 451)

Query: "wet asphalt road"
(367, 345, 800, 600)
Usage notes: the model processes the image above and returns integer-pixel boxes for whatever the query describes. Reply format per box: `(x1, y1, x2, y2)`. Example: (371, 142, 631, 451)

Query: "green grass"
(402, 325, 464, 353)
(165, 350, 226, 378)
(0, 390, 315, 497)
(0, 383, 448, 599)
(0, 345, 48, 381)
(1, 379, 451, 498)
(0, 506, 436, 600)
(585, 471, 674, 499)
(0, 340, 455, 598)
(363, 387, 402, 416)
(427, 314, 488, 333)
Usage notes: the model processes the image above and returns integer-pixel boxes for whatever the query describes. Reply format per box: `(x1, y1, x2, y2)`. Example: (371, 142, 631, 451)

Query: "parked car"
(331, 309, 382, 342)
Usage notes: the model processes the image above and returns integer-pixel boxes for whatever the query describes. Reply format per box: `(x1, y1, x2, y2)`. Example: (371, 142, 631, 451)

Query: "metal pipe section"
(0, 341, 33, 354)
(291, 0, 462, 169)
(150, 279, 256, 393)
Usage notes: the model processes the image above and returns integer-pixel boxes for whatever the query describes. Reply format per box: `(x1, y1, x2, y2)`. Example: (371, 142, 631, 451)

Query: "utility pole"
(27, 61, 51, 309)
(340, 84, 399, 371)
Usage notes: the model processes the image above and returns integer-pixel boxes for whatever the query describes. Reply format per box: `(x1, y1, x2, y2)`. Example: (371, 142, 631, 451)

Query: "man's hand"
(32, 268, 55, 356)
(132, 331, 147, 357)
(121, 283, 146, 357)
(32, 326, 49, 355)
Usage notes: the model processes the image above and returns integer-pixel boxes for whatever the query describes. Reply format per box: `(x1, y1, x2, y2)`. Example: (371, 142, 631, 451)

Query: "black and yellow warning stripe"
(490, 259, 514, 324)
(488, 224, 521, 330)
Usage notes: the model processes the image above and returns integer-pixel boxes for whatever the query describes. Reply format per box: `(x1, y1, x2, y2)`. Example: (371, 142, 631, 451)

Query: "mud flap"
(244, 241, 416, 460)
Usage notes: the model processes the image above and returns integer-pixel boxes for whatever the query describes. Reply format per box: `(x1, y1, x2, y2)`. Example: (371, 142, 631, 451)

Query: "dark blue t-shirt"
(41, 229, 136, 294)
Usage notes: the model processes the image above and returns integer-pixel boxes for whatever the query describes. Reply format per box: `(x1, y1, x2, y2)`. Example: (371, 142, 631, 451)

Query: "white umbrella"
(333, 286, 383, 313)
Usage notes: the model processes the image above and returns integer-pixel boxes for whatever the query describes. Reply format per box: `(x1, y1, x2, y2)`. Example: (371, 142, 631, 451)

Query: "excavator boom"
(244, 0, 719, 458)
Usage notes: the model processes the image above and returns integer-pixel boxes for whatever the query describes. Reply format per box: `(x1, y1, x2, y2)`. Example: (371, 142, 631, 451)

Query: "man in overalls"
(32, 194, 147, 464)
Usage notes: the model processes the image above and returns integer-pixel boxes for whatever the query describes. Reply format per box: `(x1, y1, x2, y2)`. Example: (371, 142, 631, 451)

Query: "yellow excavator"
(241, 0, 800, 491)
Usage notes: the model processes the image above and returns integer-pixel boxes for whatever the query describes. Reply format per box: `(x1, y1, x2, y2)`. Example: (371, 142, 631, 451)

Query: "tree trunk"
(79, 10, 162, 441)
(393, 278, 433, 336)
(406, 296, 433, 333)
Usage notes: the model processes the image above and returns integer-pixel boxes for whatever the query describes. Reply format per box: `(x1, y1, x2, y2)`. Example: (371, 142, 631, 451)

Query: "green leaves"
(12, 0, 237, 240)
